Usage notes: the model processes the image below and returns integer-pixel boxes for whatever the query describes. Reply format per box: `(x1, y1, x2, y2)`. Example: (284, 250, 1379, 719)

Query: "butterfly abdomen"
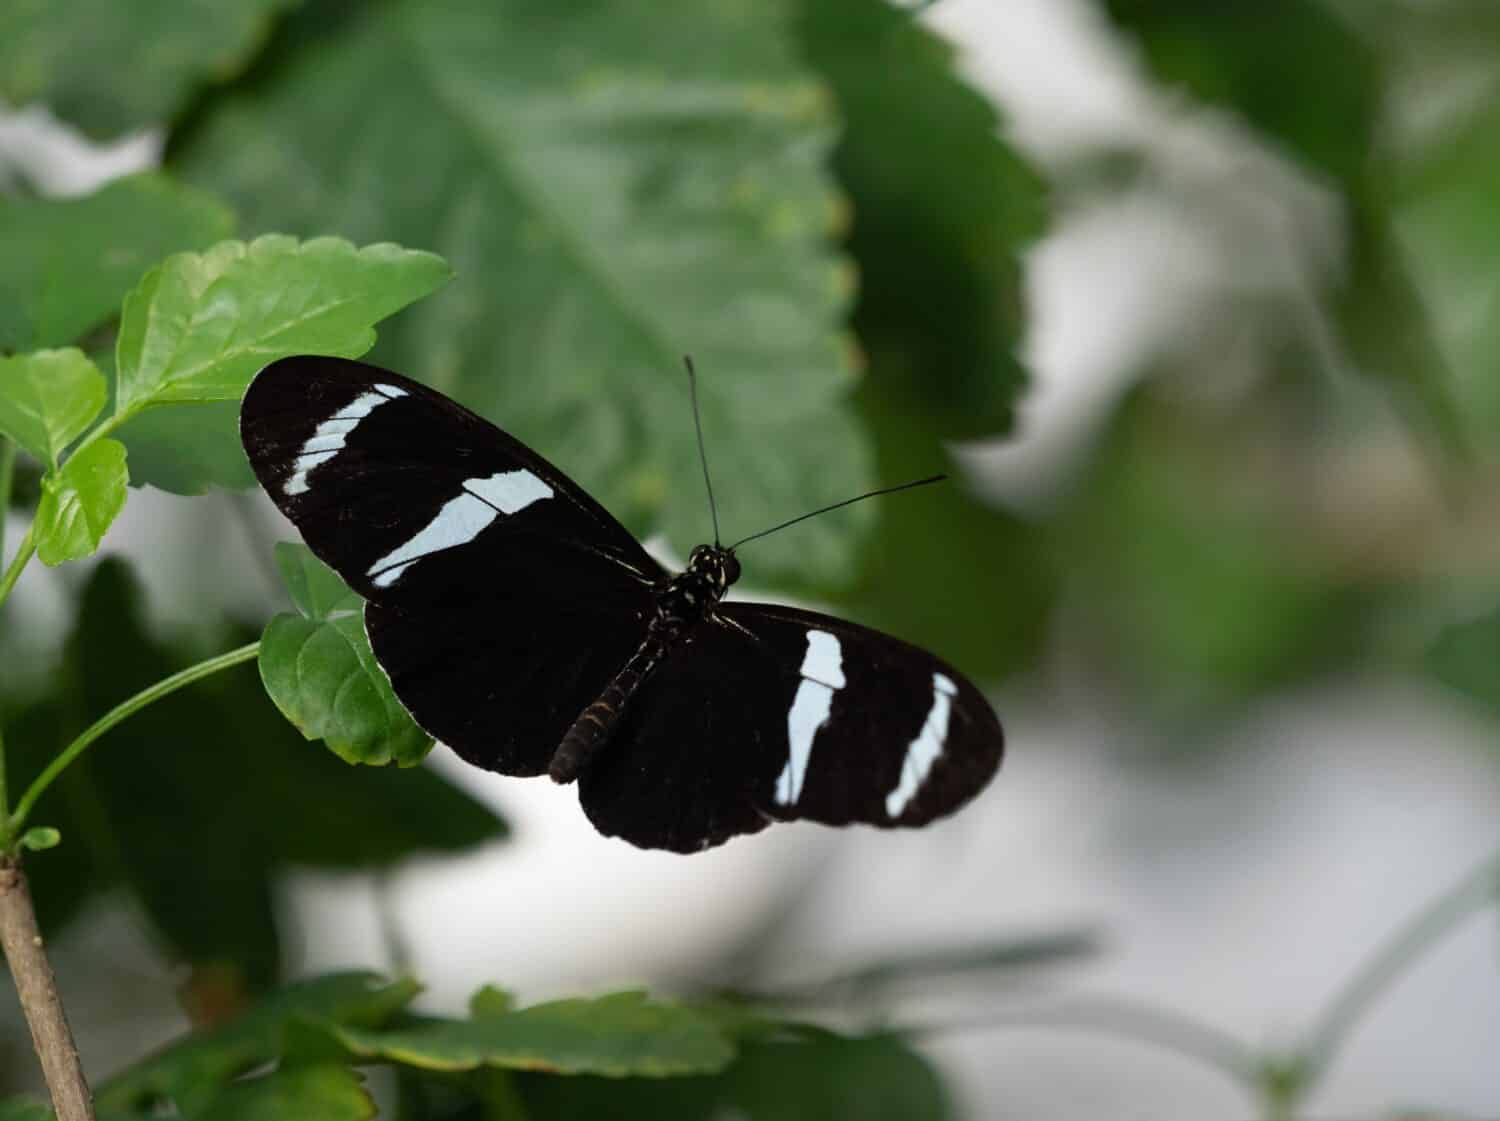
(550, 628, 673, 784)
(551, 555, 730, 783)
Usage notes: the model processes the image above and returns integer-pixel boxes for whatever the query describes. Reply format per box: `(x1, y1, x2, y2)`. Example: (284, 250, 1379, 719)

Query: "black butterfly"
(240, 356, 1003, 852)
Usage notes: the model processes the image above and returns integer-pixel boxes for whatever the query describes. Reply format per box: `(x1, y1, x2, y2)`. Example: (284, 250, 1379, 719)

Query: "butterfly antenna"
(684, 355, 721, 546)
(727, 474, 947, 552)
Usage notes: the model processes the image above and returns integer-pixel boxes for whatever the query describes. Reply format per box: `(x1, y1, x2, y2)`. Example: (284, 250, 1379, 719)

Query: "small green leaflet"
(33, 438, 128, 565)
(276, 540, 362, 619)
(0, 348, 106, 468)
(259, 543, 431, 767)
(18, 826, 60, 851)
(113, 235, 451, 417)
(105, 235, 450, 498)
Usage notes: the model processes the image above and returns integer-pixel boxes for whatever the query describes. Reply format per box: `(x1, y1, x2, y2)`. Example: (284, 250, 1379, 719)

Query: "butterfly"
(240, 356, 1004, 852)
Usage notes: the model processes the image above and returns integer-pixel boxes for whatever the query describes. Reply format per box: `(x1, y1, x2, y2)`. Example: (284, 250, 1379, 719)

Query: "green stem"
(1301, 848, 1500, 1082)
(8, 642, 261, 838)
(0, 724, 9, 848)
(0, 523, 36, 613)
(913, 993, 1260, 1098)
(0, 435, 15, 562)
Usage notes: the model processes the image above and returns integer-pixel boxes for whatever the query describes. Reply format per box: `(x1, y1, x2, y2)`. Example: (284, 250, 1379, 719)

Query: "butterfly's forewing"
(241, 356, 666, 776)
(579, 602, 1003, 852)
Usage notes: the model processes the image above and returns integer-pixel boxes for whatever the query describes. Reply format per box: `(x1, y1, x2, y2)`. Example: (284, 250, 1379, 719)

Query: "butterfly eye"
(723, 552, 741, 585)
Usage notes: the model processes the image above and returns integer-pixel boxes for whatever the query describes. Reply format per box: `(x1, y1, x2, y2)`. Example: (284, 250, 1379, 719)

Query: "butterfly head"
(688, 544, 741, 594)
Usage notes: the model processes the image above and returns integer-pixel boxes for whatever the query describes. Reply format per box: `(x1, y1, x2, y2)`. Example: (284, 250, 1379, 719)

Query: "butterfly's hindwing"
(579, 602, 1003, 851)
(242, 356, 667, 776)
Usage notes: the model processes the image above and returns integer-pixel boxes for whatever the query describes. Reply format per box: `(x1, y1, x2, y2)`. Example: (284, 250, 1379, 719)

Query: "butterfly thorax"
(655, 543, 740, 623)
(549, 544, 740, 784)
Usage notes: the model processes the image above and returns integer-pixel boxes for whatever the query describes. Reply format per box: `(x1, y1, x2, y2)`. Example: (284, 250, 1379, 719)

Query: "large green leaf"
(320, 991, 735, 1078)
(6, 560, 505, 989)
(1101, 0, 1378, 184)
(0, 348, 105, 467)
(97, 973, 416, 1115)
(0, 0, 295, 139)
(519, 1027, 951, 1121)
(32, 437, 128, 565)
(797, 0, 1042, 439)
(0, 173, 234, 354)
(824, 381, 1056, 682)
(792, 0, 1053, 677)
(171, 0, 870, 589)
(258, 543, 431, 767)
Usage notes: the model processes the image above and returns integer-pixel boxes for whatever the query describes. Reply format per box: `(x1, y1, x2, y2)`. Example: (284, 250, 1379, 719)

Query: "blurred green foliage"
(4, 973, 953, 1121)
(4, 561, 505, 990)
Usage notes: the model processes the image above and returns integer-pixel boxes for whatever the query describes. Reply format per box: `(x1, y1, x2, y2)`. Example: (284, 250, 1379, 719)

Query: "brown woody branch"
(0, 856, 94, 1120)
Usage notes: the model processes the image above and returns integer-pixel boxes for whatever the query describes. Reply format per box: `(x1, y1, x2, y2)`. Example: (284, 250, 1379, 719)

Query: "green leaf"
(520, 1027, 951, 1121)
(183, 1066, 375, 1121)
(1100, 0, 1379, 186)
(1065, 393, 1365, 719)
(18, 826, 60, 851)
(797, 0, 1042, 439)
(113, 235, 451, 416)
(470, 984, 516, 1020)
(275, 541, 361, 620)
(7, 560, 505, 989)
(828, 381, 1056, 681)
(791, 0, 1053, 675)
(171, 0, 871, 589)
(1098, 1, 1463, 460)
(322, 991, 734, 1078)
(0, 348, 106, 467)
(33, 437, 128, 565)
(259, 609, 432, 768)
(0, 172, 235, 353)
(1425, 605, 1500, 719)
(97, 972, 417, 1115)
(1392, 98, 1500, 438)
(0, 0, 295, 139)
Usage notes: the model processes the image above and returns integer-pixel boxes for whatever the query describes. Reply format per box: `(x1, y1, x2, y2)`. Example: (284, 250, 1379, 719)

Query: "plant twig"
(1302, 848, 1500, 1081)
(910, 993, 1260, 1095)
(0, 855, 95, 1120)
(9, 641, 261, 834)
(0, 523, 35, 613)
(0, 435, 15, 562)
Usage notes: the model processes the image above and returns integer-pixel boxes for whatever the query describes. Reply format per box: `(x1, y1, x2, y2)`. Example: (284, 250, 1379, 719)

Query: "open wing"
(579, 601, 1004, 852)
(241, 356, 666, 775)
